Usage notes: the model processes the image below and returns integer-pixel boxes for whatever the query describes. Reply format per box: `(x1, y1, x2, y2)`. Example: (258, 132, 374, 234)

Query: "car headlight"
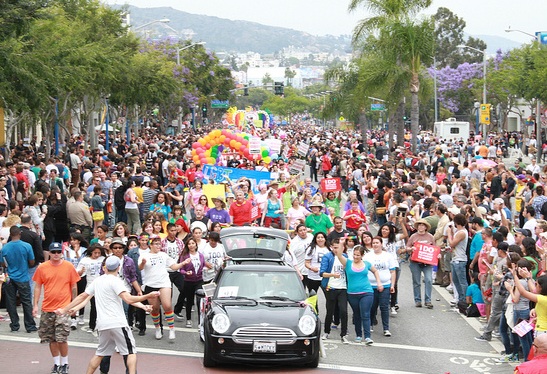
(298, 315, 316, 335)
(212, 313, 231, 334)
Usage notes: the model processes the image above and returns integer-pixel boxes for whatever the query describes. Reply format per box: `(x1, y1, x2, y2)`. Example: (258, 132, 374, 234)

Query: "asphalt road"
(0, 152, 527, 374)
(0, 265, 515, 374)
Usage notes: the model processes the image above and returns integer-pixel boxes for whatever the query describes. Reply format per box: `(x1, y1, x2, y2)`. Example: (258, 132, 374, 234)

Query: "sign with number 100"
(411, 242, 440, 266)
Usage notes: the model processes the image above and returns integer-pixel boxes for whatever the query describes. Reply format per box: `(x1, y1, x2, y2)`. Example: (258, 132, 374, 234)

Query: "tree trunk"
(359, 111, 367, 152)
(410, 73, 420, 153)
(395, 101, 405, 148)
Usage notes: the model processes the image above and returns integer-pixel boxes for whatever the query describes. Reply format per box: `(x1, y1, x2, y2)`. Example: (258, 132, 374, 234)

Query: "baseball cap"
(105, 256, 120, 271)
(49, 242, 62, 251)
(470, 217, 484, 225)
(515, 228, 532, 237)
(110, 237, 126, 247)
(493, 198, 504, 205)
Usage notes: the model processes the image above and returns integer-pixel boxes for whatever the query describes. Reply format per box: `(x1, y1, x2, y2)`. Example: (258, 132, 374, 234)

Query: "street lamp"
(175, 42, 206, 131)
(133, 18, 170, 31)
(457, 45, 487, 105)
(506, 27, 543, 163)
(176, 42, 206, 65)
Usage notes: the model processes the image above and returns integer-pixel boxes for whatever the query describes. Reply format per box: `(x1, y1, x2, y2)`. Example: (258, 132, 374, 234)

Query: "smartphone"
(396, 207, 408, 218)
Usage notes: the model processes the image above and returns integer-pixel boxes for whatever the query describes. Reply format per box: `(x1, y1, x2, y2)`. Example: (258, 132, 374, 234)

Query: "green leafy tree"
(262, 73, 274, 85)
(349, 0, 434, 151)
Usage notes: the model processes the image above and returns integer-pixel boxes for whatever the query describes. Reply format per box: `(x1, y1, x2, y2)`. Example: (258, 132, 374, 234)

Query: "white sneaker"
(446, 284, 454, 292)
(321, 333, 329, 340)
(341, 335, 349, 344)
(70, 318, 77, 330)
(390, 307, 398, 315)
(384, 330, 392, 337)
(186, 320, 192, 328)
(77, 315, 85, 325)
(155, 327, 163, 340)
(168, 329, 175, 340)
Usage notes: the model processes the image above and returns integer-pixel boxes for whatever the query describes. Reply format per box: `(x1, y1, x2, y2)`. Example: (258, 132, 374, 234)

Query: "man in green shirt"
(305, 202, 333, 235)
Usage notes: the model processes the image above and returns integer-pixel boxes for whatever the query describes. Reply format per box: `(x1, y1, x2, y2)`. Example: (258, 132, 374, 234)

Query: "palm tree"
(348, 0, 433, 152)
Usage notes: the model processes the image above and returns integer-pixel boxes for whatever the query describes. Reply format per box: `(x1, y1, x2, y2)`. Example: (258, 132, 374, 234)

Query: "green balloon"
(261, 149, 268, 157)
(244, 135, 249, 141)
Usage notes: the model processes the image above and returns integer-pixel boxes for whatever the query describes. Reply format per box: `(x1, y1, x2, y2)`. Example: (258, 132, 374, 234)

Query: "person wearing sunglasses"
(32, 242, 81, 374)
(514, 334, 547, 373)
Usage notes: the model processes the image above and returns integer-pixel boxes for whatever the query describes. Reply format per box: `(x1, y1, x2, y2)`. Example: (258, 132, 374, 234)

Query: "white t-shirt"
(327, 256, 346, 289)
(305, 246, 329, 281)
(85, 274, 129, 331)
(138, 248, 150, 280)
(77, 256, 105, 283)
(202, 243, 226, 282)
(282, 248, 299, 268)
(291, 234, 313, 276)
(190, 253, 201, 274)
(139, 251, 175, 289)
(163, 239, 180, 273)
(364, 250, 397, 287)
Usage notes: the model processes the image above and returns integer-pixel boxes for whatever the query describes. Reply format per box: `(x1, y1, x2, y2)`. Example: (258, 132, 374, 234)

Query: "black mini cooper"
(198, 227, 321, 368)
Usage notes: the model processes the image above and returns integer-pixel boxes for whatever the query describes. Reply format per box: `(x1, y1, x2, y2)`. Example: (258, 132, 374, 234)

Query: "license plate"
(253, 340, 276, 353)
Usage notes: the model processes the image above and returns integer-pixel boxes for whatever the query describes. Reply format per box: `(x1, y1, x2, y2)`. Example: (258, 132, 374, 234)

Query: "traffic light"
(201, 103, 207, 118)
(243, 84, 249, 96)
(274, 81, 284, 96)
(480, 104, 491, 125)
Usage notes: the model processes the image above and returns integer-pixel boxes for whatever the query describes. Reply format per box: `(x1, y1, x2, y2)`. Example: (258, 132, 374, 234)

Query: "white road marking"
(321, 338, 498, 357)
(0, 334, 457, 373)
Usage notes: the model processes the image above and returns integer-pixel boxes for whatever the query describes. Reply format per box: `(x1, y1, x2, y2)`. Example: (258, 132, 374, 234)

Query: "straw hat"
(414, 219, 431, 231)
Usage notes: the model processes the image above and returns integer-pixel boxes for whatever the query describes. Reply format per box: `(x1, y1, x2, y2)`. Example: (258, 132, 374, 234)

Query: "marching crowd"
(0, 121, 547, 374)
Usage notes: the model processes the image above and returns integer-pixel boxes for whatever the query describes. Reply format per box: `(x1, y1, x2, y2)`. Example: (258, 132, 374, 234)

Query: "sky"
(104, 0, 545, 45)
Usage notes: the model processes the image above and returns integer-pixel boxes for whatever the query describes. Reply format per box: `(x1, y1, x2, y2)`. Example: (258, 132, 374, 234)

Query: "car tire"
(306, 351, 319, 368)
(203, 335, 217, 368)
(305, 340, 321, 369)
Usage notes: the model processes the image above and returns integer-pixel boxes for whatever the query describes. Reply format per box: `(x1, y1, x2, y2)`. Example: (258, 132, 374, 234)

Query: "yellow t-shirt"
(133, 187, 144, 203)
(515, 184, 525, 213)
(537, 294, 547, 332)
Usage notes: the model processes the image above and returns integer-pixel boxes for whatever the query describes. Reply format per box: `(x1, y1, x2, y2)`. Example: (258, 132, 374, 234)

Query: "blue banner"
(202, 165, 272, 193)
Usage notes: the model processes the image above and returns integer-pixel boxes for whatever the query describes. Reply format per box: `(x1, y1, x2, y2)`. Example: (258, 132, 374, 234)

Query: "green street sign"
(371, 103, 385, 111)
(211, 100, 229, 109)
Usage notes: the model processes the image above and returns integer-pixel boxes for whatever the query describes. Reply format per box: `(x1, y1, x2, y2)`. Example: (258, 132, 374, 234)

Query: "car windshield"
(216, 270, 306, 301)
(222, 233, 287, 255)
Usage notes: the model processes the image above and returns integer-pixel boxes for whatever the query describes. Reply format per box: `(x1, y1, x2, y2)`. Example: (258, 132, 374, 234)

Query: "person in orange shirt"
(478, 143, 489, 158)
(33, 242, 81, 374)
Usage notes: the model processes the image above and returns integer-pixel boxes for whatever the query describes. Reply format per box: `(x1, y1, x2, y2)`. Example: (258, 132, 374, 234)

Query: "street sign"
(480, 104, 491, 125)
(371, 103, 385, 111)
(211, 100, 229, 109)
(536, 31, 547, 45)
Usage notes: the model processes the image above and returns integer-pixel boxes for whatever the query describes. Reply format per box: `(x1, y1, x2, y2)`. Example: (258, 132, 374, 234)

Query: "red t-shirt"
(344, 208, 366, 230)
(185, 168, 196, 183)
(229, 200, 253, 226)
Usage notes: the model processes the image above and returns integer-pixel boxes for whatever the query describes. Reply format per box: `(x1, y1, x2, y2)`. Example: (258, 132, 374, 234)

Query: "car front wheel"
(203, 333, 217, 367)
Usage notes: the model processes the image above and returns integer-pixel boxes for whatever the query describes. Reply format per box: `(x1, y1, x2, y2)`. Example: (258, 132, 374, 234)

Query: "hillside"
(120, 5, 352, 54)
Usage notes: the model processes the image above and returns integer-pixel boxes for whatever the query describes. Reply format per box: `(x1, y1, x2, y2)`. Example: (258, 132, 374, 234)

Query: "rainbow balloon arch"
(191, 129, 274, 166)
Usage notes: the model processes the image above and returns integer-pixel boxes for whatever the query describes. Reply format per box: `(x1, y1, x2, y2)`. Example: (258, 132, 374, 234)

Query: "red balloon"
(192, 142, 200, 149)
(205, 143, 211, 150)
(240, 146, 247, 154)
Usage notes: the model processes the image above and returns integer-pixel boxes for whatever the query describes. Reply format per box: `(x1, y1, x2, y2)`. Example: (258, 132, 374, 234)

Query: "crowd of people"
(0, 122, 547, 373)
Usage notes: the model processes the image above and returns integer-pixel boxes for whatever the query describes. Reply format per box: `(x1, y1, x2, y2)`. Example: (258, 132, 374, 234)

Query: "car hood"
(216, 302, 310, 328)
